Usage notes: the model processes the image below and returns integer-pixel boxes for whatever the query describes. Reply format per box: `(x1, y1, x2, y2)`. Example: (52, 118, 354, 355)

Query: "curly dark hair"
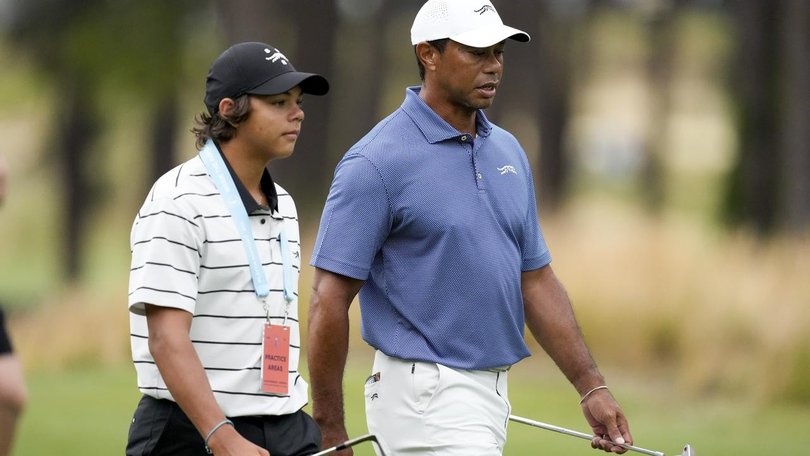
(191, 95, 252, 149)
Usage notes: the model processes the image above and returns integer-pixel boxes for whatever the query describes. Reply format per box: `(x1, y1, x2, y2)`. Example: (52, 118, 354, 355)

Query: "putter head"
(680, 444, 695, 456)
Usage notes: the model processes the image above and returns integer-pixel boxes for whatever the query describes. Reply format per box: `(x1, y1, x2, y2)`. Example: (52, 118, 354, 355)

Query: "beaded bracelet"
(579, 385, 609, 405)
(204, 418, 234, 454)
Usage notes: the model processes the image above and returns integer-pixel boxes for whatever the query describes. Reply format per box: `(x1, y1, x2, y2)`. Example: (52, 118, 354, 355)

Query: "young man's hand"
(206, 424, 270, 456)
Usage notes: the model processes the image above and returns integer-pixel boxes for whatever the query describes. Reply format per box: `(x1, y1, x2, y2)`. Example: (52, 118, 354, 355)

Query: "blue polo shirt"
(312, 87, 551, 370)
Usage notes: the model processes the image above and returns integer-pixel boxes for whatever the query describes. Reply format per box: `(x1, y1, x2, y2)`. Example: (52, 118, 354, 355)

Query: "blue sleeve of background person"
(311, 152, 392, 280)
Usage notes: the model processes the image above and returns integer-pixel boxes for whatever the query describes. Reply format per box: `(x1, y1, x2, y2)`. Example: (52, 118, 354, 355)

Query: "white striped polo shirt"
(128, 152, 307, 417)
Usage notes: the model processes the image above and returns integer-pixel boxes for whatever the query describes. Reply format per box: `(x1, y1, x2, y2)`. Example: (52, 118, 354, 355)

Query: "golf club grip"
(508, 415, 664, 456)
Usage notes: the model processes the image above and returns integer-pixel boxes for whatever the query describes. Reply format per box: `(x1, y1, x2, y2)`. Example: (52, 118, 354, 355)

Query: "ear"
(218, 97, 236, 117)
(415, 42, 438, 72)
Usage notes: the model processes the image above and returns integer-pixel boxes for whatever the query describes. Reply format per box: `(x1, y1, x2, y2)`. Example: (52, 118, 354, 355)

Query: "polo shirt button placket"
(462, 136, 485, 191)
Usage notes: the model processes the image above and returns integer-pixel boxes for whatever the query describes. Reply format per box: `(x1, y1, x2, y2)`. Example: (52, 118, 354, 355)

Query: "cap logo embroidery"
(474, 5, 495, 15)
(264, 48, 289, 65)
(498, 165, 517, 175)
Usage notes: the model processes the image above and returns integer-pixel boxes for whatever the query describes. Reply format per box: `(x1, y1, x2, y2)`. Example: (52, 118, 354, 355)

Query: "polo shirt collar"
(212, 140, 278, 214)
(401, 86, 493, 144)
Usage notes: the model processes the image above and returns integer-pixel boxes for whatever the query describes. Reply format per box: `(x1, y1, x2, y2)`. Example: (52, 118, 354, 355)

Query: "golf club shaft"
(311, 433, 385, 456)
(509, 415, 664, 456)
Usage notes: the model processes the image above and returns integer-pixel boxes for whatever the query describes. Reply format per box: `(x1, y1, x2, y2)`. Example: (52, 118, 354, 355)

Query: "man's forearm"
(308, 289, 351, 428)
(522, 267, 605, 394)
(307, 269, 365, 456)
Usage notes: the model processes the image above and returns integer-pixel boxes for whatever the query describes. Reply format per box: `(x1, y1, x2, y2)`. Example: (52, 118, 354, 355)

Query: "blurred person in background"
(126, 42, 328, 456)
(0, 153, 28, 456)
(307, 0, 632, 454)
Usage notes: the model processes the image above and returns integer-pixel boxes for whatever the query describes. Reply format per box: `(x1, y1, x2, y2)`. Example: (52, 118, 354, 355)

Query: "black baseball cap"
(204, 42, 329, 113)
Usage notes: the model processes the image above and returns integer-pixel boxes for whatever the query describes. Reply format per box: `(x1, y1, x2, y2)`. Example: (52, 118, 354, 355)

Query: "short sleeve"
(128, 195, 203, 314)
(311, 153, 392, 280)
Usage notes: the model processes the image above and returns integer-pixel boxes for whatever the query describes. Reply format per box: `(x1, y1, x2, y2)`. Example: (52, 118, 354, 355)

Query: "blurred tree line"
(1, 0, 808, 281)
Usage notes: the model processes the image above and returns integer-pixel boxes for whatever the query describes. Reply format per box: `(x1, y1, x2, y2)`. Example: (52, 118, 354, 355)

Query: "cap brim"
(450, 24, 530, 48)
(248, 71, 330, 96)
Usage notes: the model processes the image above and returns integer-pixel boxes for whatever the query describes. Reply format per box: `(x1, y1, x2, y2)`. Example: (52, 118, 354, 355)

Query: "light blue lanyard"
(199, 140, 295, 309)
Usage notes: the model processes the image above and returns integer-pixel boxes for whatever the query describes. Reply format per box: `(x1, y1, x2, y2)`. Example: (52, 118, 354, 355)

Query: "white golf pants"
(365, 350, 511, 455)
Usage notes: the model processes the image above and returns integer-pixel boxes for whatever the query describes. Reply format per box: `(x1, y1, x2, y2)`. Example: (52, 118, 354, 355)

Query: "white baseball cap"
(410, 0, 530, 48)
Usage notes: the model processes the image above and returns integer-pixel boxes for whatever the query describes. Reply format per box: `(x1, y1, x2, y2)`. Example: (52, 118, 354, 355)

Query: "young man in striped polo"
(308, 0, 633, 455)
(127, 42, 328, 456)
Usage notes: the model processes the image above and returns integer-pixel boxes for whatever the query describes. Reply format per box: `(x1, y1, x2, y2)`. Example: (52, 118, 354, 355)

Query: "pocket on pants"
(410, 361, 440, 414)
(126, 396, 172, 456)
(364, 371, 382, 411)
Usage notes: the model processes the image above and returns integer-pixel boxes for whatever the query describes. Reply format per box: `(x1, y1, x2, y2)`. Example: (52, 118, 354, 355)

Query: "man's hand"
(581, 389, 633, 454)
(319, 422, 353, 456)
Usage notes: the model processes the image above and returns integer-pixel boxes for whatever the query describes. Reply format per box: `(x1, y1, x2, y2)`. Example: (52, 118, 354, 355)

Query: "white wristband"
(579, 385, 609, 405)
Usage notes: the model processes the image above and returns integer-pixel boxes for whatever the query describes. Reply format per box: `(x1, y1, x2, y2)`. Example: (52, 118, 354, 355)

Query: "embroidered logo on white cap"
(474, 5, 496, 15)
(410, 0, 530, 48)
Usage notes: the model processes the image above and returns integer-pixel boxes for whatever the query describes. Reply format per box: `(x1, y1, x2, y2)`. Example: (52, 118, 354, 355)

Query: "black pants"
(126, 395, 321, 456)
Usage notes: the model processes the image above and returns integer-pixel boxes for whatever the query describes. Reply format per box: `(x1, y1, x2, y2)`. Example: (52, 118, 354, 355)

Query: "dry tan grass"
(9, 284, 131, 371)
(547, 198, 810, 403)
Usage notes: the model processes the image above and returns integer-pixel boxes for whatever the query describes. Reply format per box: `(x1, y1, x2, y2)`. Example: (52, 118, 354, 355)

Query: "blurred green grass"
(13, 360, 810, 455)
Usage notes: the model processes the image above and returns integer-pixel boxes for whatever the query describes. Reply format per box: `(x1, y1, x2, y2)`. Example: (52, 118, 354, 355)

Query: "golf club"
(509, 414, 695, 456)
(311, 433, 387, 456)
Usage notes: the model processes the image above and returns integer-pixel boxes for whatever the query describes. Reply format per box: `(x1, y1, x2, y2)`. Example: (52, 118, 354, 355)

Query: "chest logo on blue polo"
(497, 165, 517, 175)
